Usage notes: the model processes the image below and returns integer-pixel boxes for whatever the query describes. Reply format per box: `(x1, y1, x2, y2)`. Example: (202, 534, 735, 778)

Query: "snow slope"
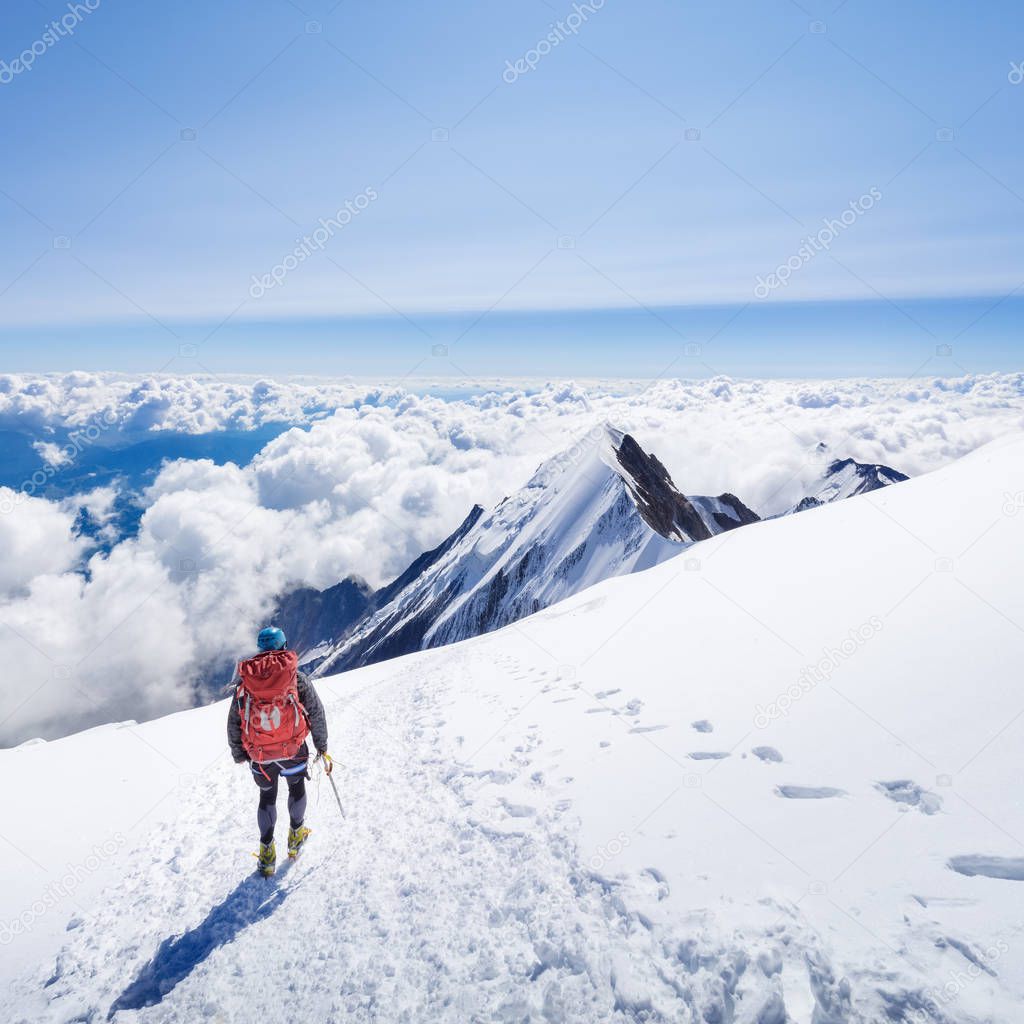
(2, 433, 1023, 1022)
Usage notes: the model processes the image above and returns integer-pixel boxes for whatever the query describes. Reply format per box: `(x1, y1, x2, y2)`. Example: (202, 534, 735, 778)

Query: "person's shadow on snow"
(107, 863, 297, 1019)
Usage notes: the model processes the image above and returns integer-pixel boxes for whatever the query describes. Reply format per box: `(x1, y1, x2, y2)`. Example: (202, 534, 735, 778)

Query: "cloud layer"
(0, 372, 369, 435)
(1, 372, 1022, 744)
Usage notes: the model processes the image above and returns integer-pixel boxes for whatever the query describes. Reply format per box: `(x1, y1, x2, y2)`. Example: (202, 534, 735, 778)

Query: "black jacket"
(227, 661, 328, 763)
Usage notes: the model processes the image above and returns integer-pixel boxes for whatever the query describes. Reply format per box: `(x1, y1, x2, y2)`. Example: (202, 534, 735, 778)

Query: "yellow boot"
(287, 825, 311, 859)
(254, 840, 276, 877)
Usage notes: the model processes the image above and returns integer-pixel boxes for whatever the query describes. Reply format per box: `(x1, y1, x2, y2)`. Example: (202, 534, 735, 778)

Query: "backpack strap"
(236, 683, 251, 737)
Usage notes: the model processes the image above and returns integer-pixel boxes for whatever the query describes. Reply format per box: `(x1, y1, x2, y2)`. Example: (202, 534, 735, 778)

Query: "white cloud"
(60, 485, 121, 544)
(0, 546, 195, 742)
(1, 372, 1022, 744)
(0, 372, 362, 436)
(0, 489, 86, 599)
(32, 441, 74, 468)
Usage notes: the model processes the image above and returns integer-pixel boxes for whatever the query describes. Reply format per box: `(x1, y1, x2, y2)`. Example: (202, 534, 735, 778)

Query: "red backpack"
(235, 649, 309, 762)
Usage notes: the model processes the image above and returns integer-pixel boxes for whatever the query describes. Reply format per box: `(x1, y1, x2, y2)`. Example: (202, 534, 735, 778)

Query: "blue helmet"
(257, 626, 287, 651)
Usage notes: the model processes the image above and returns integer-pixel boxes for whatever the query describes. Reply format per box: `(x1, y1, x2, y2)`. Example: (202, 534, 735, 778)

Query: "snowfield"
(2, 433, 1023, 1022)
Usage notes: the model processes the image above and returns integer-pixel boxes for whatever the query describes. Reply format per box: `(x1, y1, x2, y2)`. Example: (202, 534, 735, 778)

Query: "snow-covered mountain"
(271, 431, 908, 680)
(4, 433, 1022, 1022)
(311, 424, 759, 674)
(271, 503, 487, 669)
(789, 453, 909, 513)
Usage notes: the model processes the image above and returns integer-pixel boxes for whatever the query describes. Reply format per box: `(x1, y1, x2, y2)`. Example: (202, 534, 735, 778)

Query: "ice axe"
(319, 752, 346, 819)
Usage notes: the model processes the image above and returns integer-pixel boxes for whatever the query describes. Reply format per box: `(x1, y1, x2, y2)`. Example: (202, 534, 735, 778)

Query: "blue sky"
(0, 0, 1021, 376)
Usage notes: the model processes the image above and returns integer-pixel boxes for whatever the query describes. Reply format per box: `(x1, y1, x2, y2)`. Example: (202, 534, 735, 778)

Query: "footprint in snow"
(691, 719, 713, 733)
(752, 746, 783, 763)
(935, 936, 998, 975)
(638, 867, 670, 901)
(595, 688, 621, 699)
(948, 855, 1024, 881)
(688, 751, 730, 760)
(775, 785, 846, 799)
(910, 894, 978, 908)
(876, 779, 942, 815)
(629, 725, 668, 733)
(498, 798, 536, 818)
(473, 769, 514, 785)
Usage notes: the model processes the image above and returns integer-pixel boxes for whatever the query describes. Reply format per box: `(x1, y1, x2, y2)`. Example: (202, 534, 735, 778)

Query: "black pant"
(251, 755, 308, 845)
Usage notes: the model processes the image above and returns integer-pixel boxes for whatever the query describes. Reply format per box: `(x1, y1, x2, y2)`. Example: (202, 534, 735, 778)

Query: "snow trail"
(8, 652, 849, 1024)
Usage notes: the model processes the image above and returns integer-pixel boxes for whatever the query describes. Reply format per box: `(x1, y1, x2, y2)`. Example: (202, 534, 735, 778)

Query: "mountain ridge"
(788, 453, 908, 514)
(275, 429, 906, 676)
(295, 425, 760, 675)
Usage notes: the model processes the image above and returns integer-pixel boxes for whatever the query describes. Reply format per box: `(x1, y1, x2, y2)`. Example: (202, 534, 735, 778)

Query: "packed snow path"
(10, 649, 854, 1023)
(9, 641, 1017, 1023)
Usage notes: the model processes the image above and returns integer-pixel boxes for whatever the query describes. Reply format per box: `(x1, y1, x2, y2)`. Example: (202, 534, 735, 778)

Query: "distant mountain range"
(786, 454, 909, 514)
(274, 427, 907, 676)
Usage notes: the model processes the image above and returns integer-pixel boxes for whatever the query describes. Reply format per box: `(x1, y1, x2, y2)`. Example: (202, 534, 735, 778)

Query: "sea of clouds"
(1, 370, 1022, 745)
